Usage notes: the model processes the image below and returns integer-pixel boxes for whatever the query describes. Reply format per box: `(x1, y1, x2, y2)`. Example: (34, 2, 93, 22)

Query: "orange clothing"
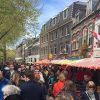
(53, 80, 64, 97)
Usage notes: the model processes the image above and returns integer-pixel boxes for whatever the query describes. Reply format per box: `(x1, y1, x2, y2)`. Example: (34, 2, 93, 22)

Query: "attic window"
(63, 9, 68, 19)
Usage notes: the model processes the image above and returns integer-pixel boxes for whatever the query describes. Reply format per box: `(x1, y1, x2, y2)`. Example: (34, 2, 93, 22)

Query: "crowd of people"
(0, 62, 100, 100)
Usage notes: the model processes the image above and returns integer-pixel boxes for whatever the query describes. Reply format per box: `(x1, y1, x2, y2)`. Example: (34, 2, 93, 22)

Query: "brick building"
(71, 0, 100, 58)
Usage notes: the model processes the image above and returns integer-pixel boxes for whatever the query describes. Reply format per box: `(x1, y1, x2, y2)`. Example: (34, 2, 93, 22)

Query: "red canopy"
(70, 58, 100, 69)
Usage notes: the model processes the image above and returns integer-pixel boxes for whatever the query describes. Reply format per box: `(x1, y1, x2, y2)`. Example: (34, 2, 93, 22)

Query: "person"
(48, 71, 56, 85)
(55, 94, 74, 100)
(20, 70, 46, 100)
(81, 81, 100, 100)
(52, 73, 65, 97)
(3, 64, 10, 80)
(10, 72, 20, 86)
(34, 72, 48, 98)
(82, 74, 92, 91)
(64, 80, 79, 100)
(48, 96, 54, 100)
(0, 70, 9, 100)
(20, 64, 26, 75)
(42, 68, 49, 89)
(19, 64, 27, 86)
(34, 66, 45, 83)
(2, 85, 22, 100)
(9, 64, 16, 78)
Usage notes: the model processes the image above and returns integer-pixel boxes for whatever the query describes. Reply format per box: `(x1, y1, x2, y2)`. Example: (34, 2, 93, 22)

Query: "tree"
(6, 49, 16, 61)
(0, 0, 40, 62)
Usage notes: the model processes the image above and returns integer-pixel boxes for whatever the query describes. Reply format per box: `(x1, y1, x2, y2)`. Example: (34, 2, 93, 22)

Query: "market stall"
(34, 59, 51, 65)
(51, 59, 76, 65)
(69, 58, 100, 69)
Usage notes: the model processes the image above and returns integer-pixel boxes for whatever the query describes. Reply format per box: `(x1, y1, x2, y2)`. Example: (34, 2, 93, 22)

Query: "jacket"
(4, 94, 23, 100)
(81, 91, 100, 100)
(0, 78, 9, 100)
(20, 80, 46, 100)
(53, 80, 64, 97)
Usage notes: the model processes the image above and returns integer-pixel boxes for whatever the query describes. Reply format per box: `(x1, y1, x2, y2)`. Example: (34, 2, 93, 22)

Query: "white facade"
(26, 55, 40, 64)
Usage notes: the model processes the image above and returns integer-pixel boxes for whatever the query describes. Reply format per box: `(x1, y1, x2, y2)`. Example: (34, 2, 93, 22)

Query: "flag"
(90, 31, 100, 41)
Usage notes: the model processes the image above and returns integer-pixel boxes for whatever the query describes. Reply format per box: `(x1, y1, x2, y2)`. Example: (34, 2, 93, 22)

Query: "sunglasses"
(88, 86, 95, 89)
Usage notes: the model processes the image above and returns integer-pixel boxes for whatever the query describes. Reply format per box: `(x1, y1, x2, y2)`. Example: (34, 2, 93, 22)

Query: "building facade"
(25, 38, 40, 63)
(71, 0, 100, 58)
(16, 38, 40, 63)
(40, 1, 87, 59)
(15, 43, 23, 62)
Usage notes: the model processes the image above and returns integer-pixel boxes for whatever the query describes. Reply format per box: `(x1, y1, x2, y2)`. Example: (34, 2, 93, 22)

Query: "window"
(97, 26, 100, 48)
(57, 14, 60, 23)
(83, 28, 88, 44)
(41, 37, 43, 43)
(47, 34, 48, 41)
(98, 26, 100, 35)
(34, 58, 36, 62)
(61, 28, 64, 36)
(54, 45, 57, 54)
(50, 33, 53, 41)
(92, 0, 98, 11)
(45, 46, 48, 54)
(88, 24, 93, 46)
(76, 14, 79, 23)
(50, 20, 52, 26)
(31, 58, 32, 62)
(63, 9, 68, 19)
(52, 33, 54, 40)
(65, 27, 68, 36)
(53, 18, 56, 25)
(44, 36, 45, 42)
(86, 0, 92, 15)
(50, 46, 53, 54)
(55, 32, 58, 39)
(59, 29, 63, 37)
(60, 44, 64, 53)
(65, 44, 69, 54)
(79, 38, 82, 48)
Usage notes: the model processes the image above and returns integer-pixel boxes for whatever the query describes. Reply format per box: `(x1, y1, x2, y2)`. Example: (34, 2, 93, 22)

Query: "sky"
(38, 0, 87, 29)
(14, 0, 88, 47)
